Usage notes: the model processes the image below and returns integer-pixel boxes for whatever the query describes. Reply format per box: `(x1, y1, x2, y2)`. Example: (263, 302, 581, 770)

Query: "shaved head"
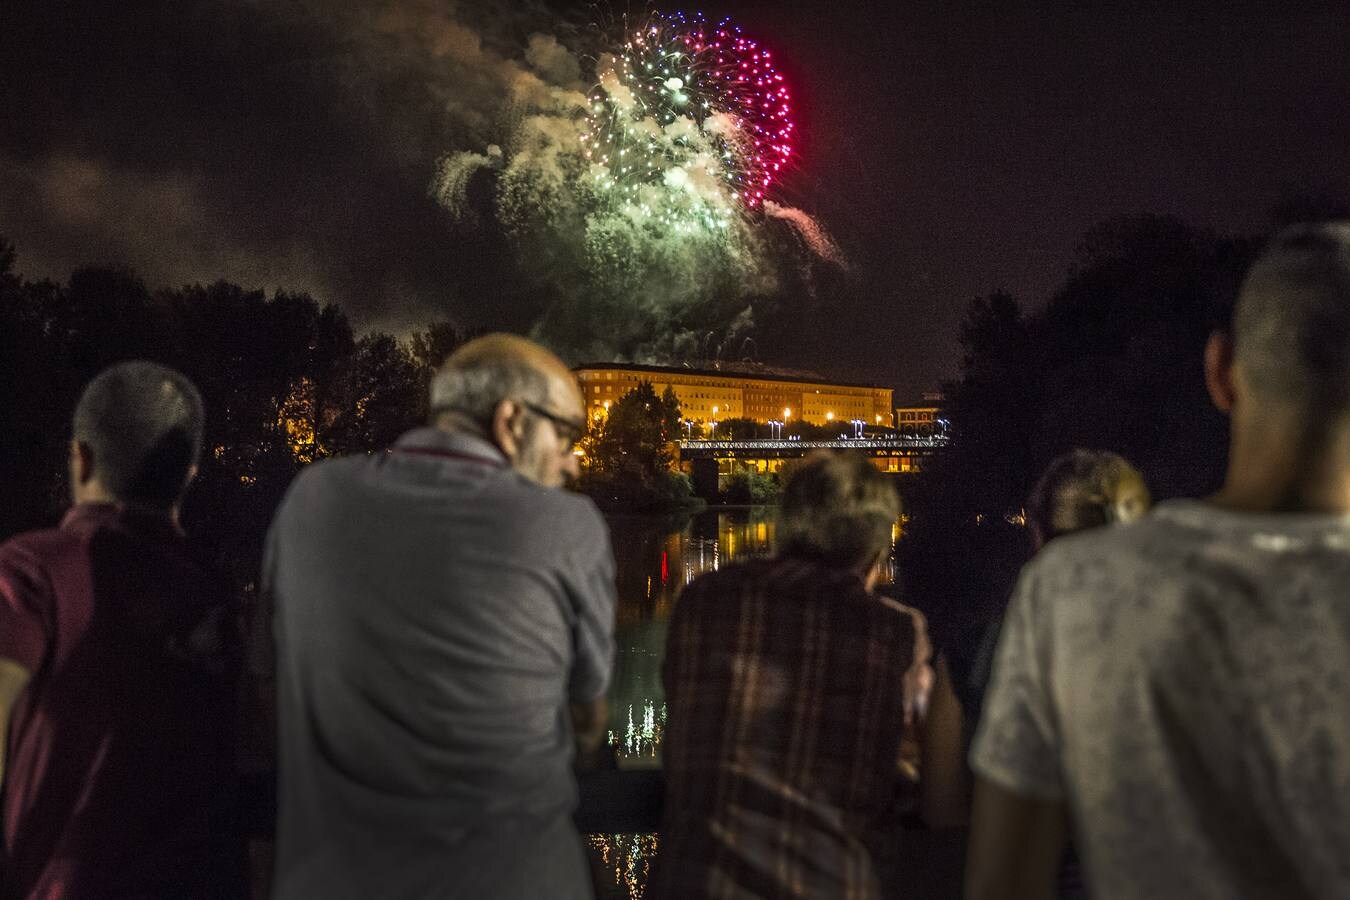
(73, 360, 203, 507)
(430, 333, 578, 425)
(428, 333, 583, 487)
(1235, 222, 1350, 416)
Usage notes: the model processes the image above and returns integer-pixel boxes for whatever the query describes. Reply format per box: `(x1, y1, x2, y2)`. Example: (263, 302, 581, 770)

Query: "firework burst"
(580, 11, 794, 230)
(430, 10, 835, 361)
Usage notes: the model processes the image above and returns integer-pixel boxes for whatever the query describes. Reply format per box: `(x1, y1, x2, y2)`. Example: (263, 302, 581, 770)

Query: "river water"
(587, 507, 901, 899)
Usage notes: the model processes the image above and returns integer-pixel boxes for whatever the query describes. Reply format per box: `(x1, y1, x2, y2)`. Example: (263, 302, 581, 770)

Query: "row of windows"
(576, 370, 891, 400)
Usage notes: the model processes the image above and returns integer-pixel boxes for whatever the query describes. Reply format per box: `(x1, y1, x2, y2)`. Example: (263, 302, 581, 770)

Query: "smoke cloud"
(0, 0, 842, 360)
(427, 12, 845, 363)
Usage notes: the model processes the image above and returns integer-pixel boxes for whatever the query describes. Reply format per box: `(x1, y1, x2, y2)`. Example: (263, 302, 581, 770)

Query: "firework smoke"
(430, 145, 503, 220)
(764, 201, 848, 269)
(430, 10, 842, 362)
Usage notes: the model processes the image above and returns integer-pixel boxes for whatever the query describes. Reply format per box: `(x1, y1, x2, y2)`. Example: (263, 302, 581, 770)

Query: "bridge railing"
(678, 437, 947, 452)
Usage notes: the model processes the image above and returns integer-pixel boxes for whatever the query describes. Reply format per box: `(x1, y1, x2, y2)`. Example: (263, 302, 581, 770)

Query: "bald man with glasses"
(264, 334, 616, 900)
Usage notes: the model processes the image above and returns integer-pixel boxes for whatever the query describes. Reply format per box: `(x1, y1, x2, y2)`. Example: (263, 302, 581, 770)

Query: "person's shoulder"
(0, 525, 84, 616)
(491, 482, 610, 553)
(274, 453, 368, 511)
(679, 556, 766, 595)
(514, 481, 606, 524)
(546, 483, 606, 519)
(0, 524, 74, 572)
(686, 556, 838, 599)
(1009, 513, 1194, 627)
(1028, 510, 1178, 576)
(293, 453, 368, 488)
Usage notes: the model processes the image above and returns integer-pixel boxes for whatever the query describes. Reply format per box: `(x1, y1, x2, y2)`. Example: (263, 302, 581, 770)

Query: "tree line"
(897, 208, 1347, 655)
(0, 238, 465, 584)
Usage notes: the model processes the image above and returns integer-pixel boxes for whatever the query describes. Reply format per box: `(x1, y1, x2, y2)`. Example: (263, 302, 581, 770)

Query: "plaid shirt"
(650, 556, 929, 900)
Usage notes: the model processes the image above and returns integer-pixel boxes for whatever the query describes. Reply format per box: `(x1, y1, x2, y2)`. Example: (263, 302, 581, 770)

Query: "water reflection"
(605, 507, 898, 764)
(604, 507, 778, 766)
(588, 833, 659, 900)
(590, 506, 901, 899)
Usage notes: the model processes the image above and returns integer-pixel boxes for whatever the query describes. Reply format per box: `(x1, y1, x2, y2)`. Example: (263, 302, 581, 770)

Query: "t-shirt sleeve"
(0, 543, 52, 672)
(969, 562, 1065, 800)
(564, 504, 617, 703)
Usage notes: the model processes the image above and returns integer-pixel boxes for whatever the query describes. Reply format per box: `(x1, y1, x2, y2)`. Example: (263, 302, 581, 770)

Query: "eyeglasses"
(521, 401, 586, 450)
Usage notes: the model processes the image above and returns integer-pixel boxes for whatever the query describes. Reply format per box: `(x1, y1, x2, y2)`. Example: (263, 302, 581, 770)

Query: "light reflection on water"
(603, 507, 780, 767)
(588, 833, 659, 900)
(589, 507, 901, 899)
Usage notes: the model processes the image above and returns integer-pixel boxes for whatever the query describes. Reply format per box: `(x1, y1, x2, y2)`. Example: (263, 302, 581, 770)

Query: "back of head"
(73, 361, 204, 508)
(777, 451, 900, 572)
(1026, 449, 1150, 545)
(428, 333, 562, 424)
(1234, 222, 1350, 416)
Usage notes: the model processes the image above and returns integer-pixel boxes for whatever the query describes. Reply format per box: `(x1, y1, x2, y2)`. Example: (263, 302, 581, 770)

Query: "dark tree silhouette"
(0, 248, 441, 589)
(579, 382, 693, 510)
(899, 216, 1260, 660)
(322, 333, 425, 456)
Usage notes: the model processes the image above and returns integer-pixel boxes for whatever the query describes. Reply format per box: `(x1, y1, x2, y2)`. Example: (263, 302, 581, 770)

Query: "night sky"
(2, 0, 1347, 399)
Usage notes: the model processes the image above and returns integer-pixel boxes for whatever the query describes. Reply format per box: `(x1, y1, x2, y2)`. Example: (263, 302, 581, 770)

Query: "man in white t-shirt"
(967, 223, 1350, 900)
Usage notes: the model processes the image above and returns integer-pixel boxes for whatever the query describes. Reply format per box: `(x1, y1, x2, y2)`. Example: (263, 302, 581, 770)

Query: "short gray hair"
(429, 345, 552, 423)
(1235, 222, 1350, 413)
(73, 360, 204, 507)
(777, 451, 900, 571)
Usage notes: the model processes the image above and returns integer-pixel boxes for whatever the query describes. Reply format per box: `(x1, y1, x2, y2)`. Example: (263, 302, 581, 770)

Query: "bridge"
(677, 436, 947, 458)
(676, 435, 949, 497)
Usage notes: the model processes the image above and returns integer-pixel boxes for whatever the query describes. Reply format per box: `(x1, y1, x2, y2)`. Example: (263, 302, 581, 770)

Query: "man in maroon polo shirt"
(0, 361, 245, 899)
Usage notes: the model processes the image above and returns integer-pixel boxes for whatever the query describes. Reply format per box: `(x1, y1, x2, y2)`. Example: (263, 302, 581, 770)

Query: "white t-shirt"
(971, 499, 1350, 900)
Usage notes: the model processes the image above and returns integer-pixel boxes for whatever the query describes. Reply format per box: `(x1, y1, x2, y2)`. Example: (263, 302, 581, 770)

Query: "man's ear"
(70, 439, 95, 486)
(1203, 331, 1237, 416)
(490, 399, 524, 460)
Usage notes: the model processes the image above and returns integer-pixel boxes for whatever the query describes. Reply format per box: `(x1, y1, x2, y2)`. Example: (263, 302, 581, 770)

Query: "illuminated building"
(894, 391, 945, 436)
(574, 362, 894, 427)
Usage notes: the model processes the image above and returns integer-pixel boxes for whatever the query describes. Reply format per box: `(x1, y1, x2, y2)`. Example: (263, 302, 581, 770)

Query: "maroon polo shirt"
(0, 503, 245, 899)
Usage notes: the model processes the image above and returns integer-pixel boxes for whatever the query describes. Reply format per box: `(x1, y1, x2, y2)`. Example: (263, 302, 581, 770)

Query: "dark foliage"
(899, 215, 1262, 656)
(0, 238, 464, 586)
(579, 382, 698, 511)
(720, 470, 780, 505)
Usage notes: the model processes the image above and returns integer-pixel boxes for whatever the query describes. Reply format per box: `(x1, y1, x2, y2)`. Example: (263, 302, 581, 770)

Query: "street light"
(825, 411, 834, 423)
(711, 406, 719, 440)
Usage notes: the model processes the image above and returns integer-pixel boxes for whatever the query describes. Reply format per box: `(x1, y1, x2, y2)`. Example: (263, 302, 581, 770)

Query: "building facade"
(574, 363, 895, 428)
(894, 391, 945, 436)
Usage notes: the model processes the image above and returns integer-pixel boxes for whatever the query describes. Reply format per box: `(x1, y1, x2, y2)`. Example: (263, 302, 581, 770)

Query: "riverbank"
(577, 468, 783, 512)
